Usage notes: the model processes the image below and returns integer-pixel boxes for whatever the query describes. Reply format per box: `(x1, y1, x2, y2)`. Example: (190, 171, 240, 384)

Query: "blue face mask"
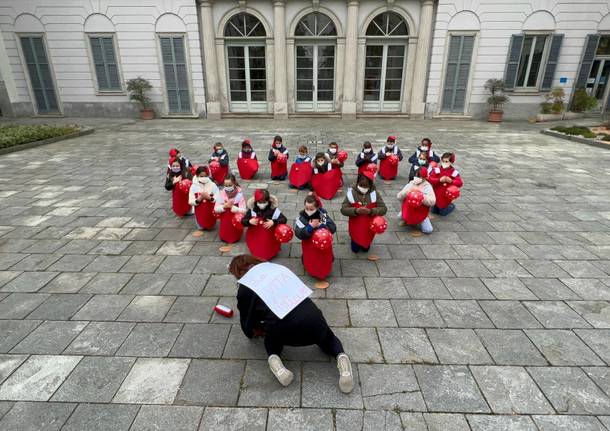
(418, 159, 426, 166)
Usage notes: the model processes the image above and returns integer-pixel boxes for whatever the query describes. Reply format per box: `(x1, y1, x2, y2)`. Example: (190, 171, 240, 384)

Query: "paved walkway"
(0, 118, 609, 431)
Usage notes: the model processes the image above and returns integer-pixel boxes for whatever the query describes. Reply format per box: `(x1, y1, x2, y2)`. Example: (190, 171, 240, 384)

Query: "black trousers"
(264, 326, 344, 357)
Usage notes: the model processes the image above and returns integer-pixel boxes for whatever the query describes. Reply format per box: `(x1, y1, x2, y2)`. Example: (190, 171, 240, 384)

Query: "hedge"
(0, 124, 80, 149)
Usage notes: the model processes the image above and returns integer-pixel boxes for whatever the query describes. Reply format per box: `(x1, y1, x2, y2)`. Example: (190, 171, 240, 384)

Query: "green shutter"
(441, 35, 474, 113)
(20, 36, 59, 114)
(504, 35, 524, 91)
(541, 34, 563, 91)
(89, 36, 121, 91)
(574, 34, 600, 90)
(160, 36, 191, 114)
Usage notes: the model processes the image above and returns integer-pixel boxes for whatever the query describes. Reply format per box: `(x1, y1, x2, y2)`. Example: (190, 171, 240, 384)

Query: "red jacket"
(428, 166, 463, 208)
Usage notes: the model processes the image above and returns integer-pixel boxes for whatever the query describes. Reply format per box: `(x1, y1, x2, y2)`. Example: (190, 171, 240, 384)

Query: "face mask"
(274, 143, 281, 148)
(256, 202, 268, 210)
(413, 177, 423, 185)
(420, 146, 429, 152)
(441, 162, 451, 169)
(199, 176, 210, 184)
(215, 148, 223, 154)
(305, 209, 317, 216)
(171, 167, 181, 173)
(364, 148, 372, 153)
(224, 186, 235, 193)
(243, 148, 251, 153)
(316, 161, 325, 166)
(299, 154, 307, 158)
(329, 148, 337, 154)
(387, 144, 394, 148)
(418, 159, 426, 166)
(357, 186, 369, 194)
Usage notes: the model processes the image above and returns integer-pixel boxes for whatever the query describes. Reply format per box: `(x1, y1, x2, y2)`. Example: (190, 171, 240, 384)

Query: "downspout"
(195, 0, 209, 118)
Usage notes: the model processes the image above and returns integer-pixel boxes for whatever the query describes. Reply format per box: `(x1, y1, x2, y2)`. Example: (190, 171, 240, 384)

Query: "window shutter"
(90, 36, 121, 91)
(441, 35, 474, 113)
(20, 36, 59, 113)
(540, 34, 563, 91)
(160, 36, 191, 113)
(574, 34, 600, 90)
(504, 35, 524, 91)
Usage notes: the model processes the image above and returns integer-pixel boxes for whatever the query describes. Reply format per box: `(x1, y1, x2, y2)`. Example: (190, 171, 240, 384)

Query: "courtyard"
(0, 118, 609, 430)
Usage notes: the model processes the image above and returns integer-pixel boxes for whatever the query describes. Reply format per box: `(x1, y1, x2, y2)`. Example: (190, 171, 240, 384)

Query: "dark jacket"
(313, 161, 332, 174)
(294, 208, 337, 240)
(378, 146, 404, 161)
(209, 149, 229, 167)
(408, 149, 440, 165)
(164, 169, 192, 191)
(340, 185, 388, 217)
(241, 194, 288, 226)
(355, 150, 378, 167)
(268, 145, 289, 161)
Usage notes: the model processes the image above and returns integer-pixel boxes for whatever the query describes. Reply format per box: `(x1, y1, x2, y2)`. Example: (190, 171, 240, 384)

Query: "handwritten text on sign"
(238, 263, 312, 319)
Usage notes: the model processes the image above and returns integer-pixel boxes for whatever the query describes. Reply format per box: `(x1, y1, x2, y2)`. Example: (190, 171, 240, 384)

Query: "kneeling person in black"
(229, 254, 354, 393)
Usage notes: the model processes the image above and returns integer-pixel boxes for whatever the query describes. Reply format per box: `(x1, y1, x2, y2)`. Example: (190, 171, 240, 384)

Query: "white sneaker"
(268, 354, 294, 386)
(336, 353, 354, 394)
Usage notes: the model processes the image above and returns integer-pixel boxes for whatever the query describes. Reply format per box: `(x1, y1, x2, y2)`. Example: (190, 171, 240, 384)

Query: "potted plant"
(484, 78, 509, 122)
(537, 87, 566, 121)
(126, 77, 154, 120)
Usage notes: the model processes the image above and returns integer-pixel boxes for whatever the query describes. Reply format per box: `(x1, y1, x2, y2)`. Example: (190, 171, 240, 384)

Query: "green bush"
(540, 87, 565, 114)
(550, 125, 595, 139)
(570, 88, 597, 112)
(601, 134, 610, 142)
(0, 124, 80, 149)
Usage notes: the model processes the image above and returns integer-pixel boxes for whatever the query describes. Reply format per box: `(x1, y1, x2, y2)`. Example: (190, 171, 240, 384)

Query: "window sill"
(511, 88, 543, 95)
(96, 91, 126, 96)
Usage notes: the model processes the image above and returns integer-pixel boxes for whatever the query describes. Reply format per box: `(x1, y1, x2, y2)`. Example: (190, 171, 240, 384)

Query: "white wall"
(0, 0, 205, 116)
(427, 0, 610, 118)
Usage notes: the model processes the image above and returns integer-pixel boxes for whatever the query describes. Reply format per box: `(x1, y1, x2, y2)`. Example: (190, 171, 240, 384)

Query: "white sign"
(238, 262, 312, 319)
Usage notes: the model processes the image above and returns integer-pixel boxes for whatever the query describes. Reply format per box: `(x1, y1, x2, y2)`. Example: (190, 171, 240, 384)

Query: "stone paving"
(0, 118, 609, 430)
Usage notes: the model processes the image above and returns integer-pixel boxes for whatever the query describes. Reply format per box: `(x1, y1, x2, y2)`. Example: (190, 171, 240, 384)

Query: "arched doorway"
(224, 12, 267, 112)
(363, 12, 409, 112)
(294, 12, 337, 112)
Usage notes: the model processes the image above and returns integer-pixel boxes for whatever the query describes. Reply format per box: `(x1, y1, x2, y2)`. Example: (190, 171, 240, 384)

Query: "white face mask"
(171, 167, 181, 173)
(316, 161, 325, 166)
(329, 148, 337, 154)
(387, 144, 394, 148)
(224, 186, 235, 193)
(420, 146, 429, 152)
(441, 162, 451, 169)
(364, 148, 372, 153)
(274, 143, 281, 148)
(413, 177, 423, 185)
(199, 176, 210, 184)
(304, 209, 317, 216)
(256, 202, 268, 210)
(357, 186, 369, 194)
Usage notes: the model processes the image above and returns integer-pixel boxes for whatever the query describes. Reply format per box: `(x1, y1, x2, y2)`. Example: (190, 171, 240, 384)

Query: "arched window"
(224, 12, 266, 37)
(363, 12, 409, 112)
(294, 12, 337, 112)
(224, 13, 267, 112)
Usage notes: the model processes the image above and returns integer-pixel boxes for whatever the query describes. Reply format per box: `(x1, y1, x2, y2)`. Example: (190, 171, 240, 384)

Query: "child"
(407, 138, 440, 167)
(268, 135, 289, 180)
(340, 172, 387, 254)
(378, 135, 403, 181)
(428, 152, 463, 216)
(230, 255, 353, 393)
(209, 142, 230, 185)
(189, 166, 219, 231)
(237, 139, 259, 180)
(214, 174, 247, 244)
(166, 157, 193, 217)
(408, 150, 430, 182)
(326, 141, 345, 187)
(397, 167, 436, 234)
(311, 152, 340, 200)
(242, 188, 288, 260)
(168, 148, 192, 173)
(295, 194, 337, 280)
(289, 146, 313, 190)
(355, 141, 378, 176)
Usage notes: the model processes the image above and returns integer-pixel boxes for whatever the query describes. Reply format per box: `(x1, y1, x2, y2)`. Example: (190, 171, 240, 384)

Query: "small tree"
(540, 86, 565, 114)
(570, 88, 597, 113)
(126, 77, 153, 110)
(484, 78, 509, 112)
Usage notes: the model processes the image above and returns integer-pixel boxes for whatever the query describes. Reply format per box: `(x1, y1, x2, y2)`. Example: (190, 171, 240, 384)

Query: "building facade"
(0, 0, 609, 120)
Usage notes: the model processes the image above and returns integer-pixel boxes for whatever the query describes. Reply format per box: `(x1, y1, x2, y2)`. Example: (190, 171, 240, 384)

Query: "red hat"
(387, 135, 396, 142)
(169, 148, 178, 157)
(254, 189, 265, 202)
(362, 170, 375, 182)
(418, 167, 429, 179)
(242, 139, 251, 147)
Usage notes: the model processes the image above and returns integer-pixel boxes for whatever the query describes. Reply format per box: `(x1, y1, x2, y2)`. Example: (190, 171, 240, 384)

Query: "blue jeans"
(419, 217, 433, 234)
(351, 240, 370, 253)
(432, 203, 455, 216)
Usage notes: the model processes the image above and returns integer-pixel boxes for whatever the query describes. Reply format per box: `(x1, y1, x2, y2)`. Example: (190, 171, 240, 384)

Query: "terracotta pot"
(140, 108, 155, 120)
(487, 110, 503, 122)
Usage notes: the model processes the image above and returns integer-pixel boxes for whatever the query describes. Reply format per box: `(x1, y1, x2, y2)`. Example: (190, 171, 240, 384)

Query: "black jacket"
(209, 149, 229, 167)
(378, 146, 404, 161)
(294, 208, 337, 240)
(355, 151, 378, 167)
(268, 145, 289, 161)
(165, 170, 192, 191)
(241, 195, 288, 226)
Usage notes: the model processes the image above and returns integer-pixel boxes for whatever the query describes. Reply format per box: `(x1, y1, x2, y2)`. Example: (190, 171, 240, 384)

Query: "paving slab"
(0, 320, 42, 353)
(64, 321, 135, 355)
(267, 408, 333, 431)
(200, 407, 267, 431)
(358, 363, 425, 411)
(377, 327, 437, 364)
(130, 405, 203, 431)
(525, 329, 605, 366)
(10, 320, 87, 354)
(238, 359, 301, 407)
(0, 401, 76, 431)
(116, 322, 182, 357)
(61, 403, 139, 431)
(176, 359, 244, 406)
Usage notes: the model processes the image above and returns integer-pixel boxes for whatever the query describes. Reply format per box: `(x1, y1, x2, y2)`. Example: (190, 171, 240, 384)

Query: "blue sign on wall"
(559, 77, 567, 84)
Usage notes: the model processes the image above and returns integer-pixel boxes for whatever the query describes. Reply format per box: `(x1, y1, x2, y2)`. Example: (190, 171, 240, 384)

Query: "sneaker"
(398, 220, 406, 227)
(268, 354, 294, 386)
(336, 353, 354, 394)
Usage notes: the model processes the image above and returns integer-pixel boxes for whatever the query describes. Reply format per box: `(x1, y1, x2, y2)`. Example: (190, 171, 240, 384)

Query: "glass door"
(587, 59, 610, 109)
(363, 44, 405, 112)
(227, 45, 267, 112)
(295, 44, 335, 112)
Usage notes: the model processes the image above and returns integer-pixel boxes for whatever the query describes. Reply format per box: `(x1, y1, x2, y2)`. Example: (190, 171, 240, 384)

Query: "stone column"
(199, 0, 221, 119)
(341, 0, 359, 118)
(273, 0, 288, 119)
(410, 0, 434, 118)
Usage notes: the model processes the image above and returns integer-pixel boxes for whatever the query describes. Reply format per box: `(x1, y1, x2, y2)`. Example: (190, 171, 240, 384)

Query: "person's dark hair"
(421, 138, 431, 145)
(329, 142, 338, 148)
(298, 145, 308, 154)
(357, 173, 373, 187)
(315, 152, 326, 161)
(214, 142, 223, 150)
(196, 166, 209, 176)
(304, 195, 320, 207)
(363, 141, 372, 149)
(441, 152, 453, 160)
(274, 135, 282, 143)
(229, 254, 265, 279)
(224, 173, 239, 187)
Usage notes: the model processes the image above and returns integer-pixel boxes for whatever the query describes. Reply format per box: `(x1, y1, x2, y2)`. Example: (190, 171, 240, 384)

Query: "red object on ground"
(214, 304, 234, 318)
